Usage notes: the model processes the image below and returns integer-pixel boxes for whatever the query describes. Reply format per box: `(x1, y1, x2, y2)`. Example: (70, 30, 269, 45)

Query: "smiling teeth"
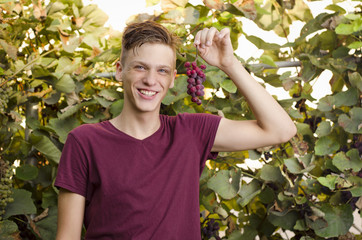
(140, 90, 156, 96)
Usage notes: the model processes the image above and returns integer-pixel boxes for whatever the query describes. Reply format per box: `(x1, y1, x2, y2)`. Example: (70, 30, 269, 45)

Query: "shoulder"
(177, 112, 221, 123)
(161, 113, 221, 128)
(67, 121, 108, 142)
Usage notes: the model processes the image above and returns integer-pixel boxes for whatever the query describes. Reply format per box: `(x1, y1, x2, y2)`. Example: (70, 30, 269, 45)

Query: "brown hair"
(120, 21, 180, 65)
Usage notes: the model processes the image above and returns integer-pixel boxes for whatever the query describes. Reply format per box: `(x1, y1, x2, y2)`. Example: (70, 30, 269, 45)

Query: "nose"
(143, 69, 157, 86)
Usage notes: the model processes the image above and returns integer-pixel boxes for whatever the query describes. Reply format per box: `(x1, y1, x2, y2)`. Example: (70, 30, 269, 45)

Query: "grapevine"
(185, 49, 206, 105)
(0, 158, 14, 221)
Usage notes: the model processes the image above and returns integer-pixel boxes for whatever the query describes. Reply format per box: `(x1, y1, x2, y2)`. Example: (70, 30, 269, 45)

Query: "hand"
(194, 27, 235, 71)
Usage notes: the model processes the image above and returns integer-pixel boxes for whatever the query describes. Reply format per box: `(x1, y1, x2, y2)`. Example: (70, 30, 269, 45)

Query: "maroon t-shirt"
(55, 113, 221, 239)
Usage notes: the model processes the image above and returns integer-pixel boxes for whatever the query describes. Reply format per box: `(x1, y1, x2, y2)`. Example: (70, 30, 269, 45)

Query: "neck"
(110, 108, 161, 140)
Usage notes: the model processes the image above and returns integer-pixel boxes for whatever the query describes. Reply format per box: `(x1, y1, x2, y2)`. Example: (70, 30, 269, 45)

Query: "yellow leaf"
(203, 0, 226, 10)
(233, 0, 257, 20)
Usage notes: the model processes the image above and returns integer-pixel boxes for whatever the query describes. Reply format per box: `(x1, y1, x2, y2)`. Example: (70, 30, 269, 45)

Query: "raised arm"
(56, 188, 85, 240)
(194, 27, 297, 152)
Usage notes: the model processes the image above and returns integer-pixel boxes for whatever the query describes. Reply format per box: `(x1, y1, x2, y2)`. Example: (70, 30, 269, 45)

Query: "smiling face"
(116, 43, 177, 114)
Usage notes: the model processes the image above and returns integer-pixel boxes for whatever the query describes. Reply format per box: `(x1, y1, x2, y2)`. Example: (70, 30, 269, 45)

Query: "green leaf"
(319, 30, 337, 51)
(348, 72, 362, 92)
(284, 158, 303, 174)
(98, 89, 120, 101)
(41, 188, 58, 209)
(301, 61, 317, 82)
(262, 74, 283, 87)
(318, 95, 334, 112)
(348, 41, 362, 49)
(338, 107, 362, 134)
(248, 150, 261, 160)
(207, 170, 239, 200)
(315, 121, 332, 137)
(334, 87, 358, 108)
(54, 57, 82, 78)
(314, 136, 340, 156)
(245, 35, 281, 50)
(57, 99, 96, 119)
(241, 225, 258, 240)
(0, 220, 20, 239)
(62, 36, 82, 53)
(48, 117, 80, 143)
(317, 175, 338, 190)
(29, 133, 62, 163)
(347, 176, 362, 197)
(228, 230, 243, 240)
(294, 219, 307, 231)
(295, 13, 336, 43)
(15, 164, 39, 181)
(333, 149, 362, 172)
(260, 165, 284, 184)
(109, 99, 124, 118)
(183, 6, 199, 24)
(314, 204, 353, 238)
(220, 79, 237, 93)
(163, 75, 188, 105)
(205, 70, 227, 88)
(35, 207, 58, 240)
(47, 1, 67, 15)
(81, 5, 108, 27)
(268, 210, 299, 230)
(296, 123, 313, 136)
(4, 189, 37, 218)
(288, 0, 313, 22)
(93, 95, 113, 108)
(335, 23, 354, 35)
(44, 91, 61, 105)
(54, 74, 76, 93)
(0, 39, 17, 61)
(345, 13, 361, 20)
(260, 55, 277, 68)
(237, 179, 261, 207)
(325, 4, 346, 14)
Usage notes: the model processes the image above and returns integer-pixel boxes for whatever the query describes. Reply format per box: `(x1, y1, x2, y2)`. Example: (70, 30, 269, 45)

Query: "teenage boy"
(55, 21, 296, 239)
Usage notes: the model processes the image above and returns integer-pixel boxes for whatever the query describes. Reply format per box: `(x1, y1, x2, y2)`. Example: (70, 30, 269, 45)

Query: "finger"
(199, 28, 210, 48)
(194, 30, 202, 46)
(205, 27, 219, 47)
(217, 28, 230, 43)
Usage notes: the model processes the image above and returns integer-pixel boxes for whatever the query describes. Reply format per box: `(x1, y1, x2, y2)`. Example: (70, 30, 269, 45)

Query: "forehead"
(122, 43, 176, 66)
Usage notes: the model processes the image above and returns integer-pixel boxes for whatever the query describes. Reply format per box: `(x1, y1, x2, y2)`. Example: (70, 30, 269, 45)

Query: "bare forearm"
(222, 58, 296, 141)
(56, 189, 85, 240)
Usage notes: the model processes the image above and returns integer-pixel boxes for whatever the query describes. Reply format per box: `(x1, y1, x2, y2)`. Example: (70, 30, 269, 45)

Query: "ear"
(169, 69, 177, 89)
(115, 61, 123, 82)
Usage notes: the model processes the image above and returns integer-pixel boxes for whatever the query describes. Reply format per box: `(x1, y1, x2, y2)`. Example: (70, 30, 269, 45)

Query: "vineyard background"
(0, 0, 361, 239)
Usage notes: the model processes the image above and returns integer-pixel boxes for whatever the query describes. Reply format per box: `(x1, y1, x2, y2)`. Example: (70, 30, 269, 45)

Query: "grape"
(0, 158, 14, 221)
(201, 218, 220, 239)
(0, 87, 11, 113)
(184, 60, 206, 105)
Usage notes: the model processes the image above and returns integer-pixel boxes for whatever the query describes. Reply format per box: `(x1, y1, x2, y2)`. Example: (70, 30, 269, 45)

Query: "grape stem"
(195, 47, 199, 62)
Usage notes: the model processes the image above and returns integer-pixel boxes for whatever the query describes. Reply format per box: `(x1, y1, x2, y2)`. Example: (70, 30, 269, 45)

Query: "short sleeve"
(180, 113, 221, 173)
(54, 133, 89, 197)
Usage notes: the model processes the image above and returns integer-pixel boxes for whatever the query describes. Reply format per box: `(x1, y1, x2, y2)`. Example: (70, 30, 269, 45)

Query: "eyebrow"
(131, 61, 172, 69)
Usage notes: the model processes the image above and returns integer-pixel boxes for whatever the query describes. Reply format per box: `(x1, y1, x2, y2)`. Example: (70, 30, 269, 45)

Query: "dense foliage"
(0, 0, 361, 239)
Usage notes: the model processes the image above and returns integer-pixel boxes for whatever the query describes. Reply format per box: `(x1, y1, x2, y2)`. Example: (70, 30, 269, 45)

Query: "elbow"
(279, 122, 297, 143)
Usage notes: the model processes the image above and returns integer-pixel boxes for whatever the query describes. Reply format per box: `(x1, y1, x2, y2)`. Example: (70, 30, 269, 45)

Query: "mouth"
(138, 89, 158, 98)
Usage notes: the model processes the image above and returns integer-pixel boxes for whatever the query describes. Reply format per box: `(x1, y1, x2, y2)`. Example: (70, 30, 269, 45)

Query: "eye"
(159, 68, 169, 74)
(135, 65, 145, 70)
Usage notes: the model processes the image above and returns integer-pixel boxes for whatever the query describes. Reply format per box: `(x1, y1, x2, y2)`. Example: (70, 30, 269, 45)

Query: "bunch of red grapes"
(184, 61, 206, 105)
